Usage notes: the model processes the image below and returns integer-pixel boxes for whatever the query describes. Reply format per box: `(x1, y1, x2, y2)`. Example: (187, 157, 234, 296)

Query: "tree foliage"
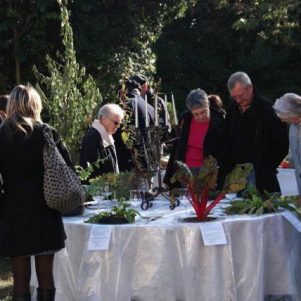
(0, 0, 301, 116)
(33, 0, 101, 160)
(69, 0, 195, 100)
(0, 0, 60, 91)
(155, 0, 301, 110)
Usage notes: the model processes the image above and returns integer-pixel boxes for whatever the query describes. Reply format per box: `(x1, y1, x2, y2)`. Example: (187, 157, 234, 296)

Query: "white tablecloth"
(31, 199, 301, 301)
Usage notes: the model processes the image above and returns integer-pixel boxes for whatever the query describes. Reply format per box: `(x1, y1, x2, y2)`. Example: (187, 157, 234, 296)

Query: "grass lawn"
(0, 258, 12, 301)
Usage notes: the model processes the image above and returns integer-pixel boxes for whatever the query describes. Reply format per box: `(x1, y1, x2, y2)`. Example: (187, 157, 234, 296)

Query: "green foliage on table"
(87, 172, 133, 200)
(222, 163, 253, 193)
(33, 0, 101, 160)
(171, 157, 253, 194)
(85, 199, 140, 224)
(225, 186, 299, 216)
(76, 161, 101, 182)
(170, 157, 253, 219)
(170, 160, 193, 186)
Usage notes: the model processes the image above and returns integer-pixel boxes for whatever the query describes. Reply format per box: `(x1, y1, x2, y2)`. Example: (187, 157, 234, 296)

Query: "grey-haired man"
(218, 71, 288, 193)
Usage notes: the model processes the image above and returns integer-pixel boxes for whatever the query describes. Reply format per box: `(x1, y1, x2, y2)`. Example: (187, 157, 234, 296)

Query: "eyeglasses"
(108, 118, 122, 126)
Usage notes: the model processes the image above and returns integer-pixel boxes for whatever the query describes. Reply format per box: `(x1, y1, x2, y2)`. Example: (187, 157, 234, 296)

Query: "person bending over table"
(164, 88, 224, 189)
(274, 93, 301, 198)
(218, 71, 288, 193)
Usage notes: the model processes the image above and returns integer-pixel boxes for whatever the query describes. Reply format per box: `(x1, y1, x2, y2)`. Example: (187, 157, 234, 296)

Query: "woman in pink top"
(164, 88, 224, 188)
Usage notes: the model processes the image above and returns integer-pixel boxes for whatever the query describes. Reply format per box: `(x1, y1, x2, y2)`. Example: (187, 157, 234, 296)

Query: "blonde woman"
(0, 85, 73, 301)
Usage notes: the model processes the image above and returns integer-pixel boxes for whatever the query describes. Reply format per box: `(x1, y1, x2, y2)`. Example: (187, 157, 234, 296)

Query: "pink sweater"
(185, 119, 209, 168)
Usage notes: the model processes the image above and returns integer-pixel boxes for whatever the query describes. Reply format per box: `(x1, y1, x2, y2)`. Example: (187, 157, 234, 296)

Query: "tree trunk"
(14, 29, 21, 84)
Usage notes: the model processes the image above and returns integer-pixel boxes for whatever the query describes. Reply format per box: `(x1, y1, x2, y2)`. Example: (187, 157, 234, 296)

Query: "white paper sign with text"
(277, 168, 299, 196)
(87, 225, 113, 251)
(200, 222, 227, 246)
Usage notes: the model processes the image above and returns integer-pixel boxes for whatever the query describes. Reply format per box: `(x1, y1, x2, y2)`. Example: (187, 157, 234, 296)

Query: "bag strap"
(43, 125, 56, 154)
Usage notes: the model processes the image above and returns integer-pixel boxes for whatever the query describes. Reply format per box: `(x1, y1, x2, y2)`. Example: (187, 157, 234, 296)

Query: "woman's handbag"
(43, 127, 85, 214)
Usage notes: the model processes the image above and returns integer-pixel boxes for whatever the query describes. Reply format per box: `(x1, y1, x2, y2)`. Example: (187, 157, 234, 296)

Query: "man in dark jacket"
(218, 71, 289, 193)
(114, 78, 156, 172)
(129, 74, 169, 127)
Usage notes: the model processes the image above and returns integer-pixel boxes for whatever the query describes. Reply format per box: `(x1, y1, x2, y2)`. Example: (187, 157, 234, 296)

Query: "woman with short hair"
(164, 88, 224, 188)
(0, 85, 73, 301)
(80, 103, 125, 179)
(274, 93, 301, 194)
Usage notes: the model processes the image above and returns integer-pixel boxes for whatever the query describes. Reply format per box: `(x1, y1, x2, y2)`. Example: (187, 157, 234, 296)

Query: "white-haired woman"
(274, 93, 301, 194)
(79, 103, 125, 179)
(0, 85, 73, 301)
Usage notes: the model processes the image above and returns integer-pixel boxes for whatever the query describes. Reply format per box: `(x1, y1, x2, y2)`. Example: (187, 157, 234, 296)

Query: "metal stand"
(134, 125, 180, 210)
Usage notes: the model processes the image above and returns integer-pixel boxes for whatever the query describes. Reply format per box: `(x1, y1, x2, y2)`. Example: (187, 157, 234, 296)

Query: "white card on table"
(282, 211, 301, 232)
(87, 225, 113, 251)
(276, 168, 299, 196)
(200, 222, 227, 246)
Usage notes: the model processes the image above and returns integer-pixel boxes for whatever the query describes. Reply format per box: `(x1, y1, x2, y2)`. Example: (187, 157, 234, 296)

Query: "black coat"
(146, 90, 168, 127)
(128, 92, 155, 129)
(113, 127, 133, 172)
(218, 91, 289, 193)
(113, 92, 156, 172)
(80, 127, 118, 179)
(164, 109, 224, 188)
(0, 122, 71, 257)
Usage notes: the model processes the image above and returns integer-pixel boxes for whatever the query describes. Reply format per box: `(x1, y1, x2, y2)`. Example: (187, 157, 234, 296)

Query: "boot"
(12, 292, 31, 301)
(37, 288, 56, 301)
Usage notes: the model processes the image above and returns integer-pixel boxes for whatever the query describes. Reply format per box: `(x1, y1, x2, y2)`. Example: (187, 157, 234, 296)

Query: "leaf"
(256, 207, 264, 216)
(239, 205, 252, 214)
(249, 206, 257, 214)
(223, 163, 253, 193)
(121, 131, 129, 144)
(171, 161, 193, 185)
(296, 207, 301, 216)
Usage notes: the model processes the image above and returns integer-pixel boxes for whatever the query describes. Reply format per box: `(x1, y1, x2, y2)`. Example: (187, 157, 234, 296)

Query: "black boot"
(12, 292, 31, 301)
(37, 288, 55, 301)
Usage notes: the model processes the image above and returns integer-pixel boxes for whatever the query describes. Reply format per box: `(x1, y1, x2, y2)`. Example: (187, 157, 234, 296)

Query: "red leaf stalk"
(204, 192, 226, 217)
(199, 186, 209, 219)
(187, 184, 203, 218)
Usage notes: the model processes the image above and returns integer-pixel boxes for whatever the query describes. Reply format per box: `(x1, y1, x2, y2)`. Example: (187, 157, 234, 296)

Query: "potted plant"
(170, 156, 253, 221)
(85, 199, 140, 224)
(225, 185, 299, 215)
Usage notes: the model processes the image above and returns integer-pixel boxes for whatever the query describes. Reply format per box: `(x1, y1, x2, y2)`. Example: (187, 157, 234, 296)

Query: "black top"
(127, 92, 155, 129)
(0, 122, 71, 257)
(146, 90, 168, 127)
(80, 127, 118, 179)
(114, 92, 156, 172)
(218, 89, 289, 193)
(228, 105, 256, 164)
